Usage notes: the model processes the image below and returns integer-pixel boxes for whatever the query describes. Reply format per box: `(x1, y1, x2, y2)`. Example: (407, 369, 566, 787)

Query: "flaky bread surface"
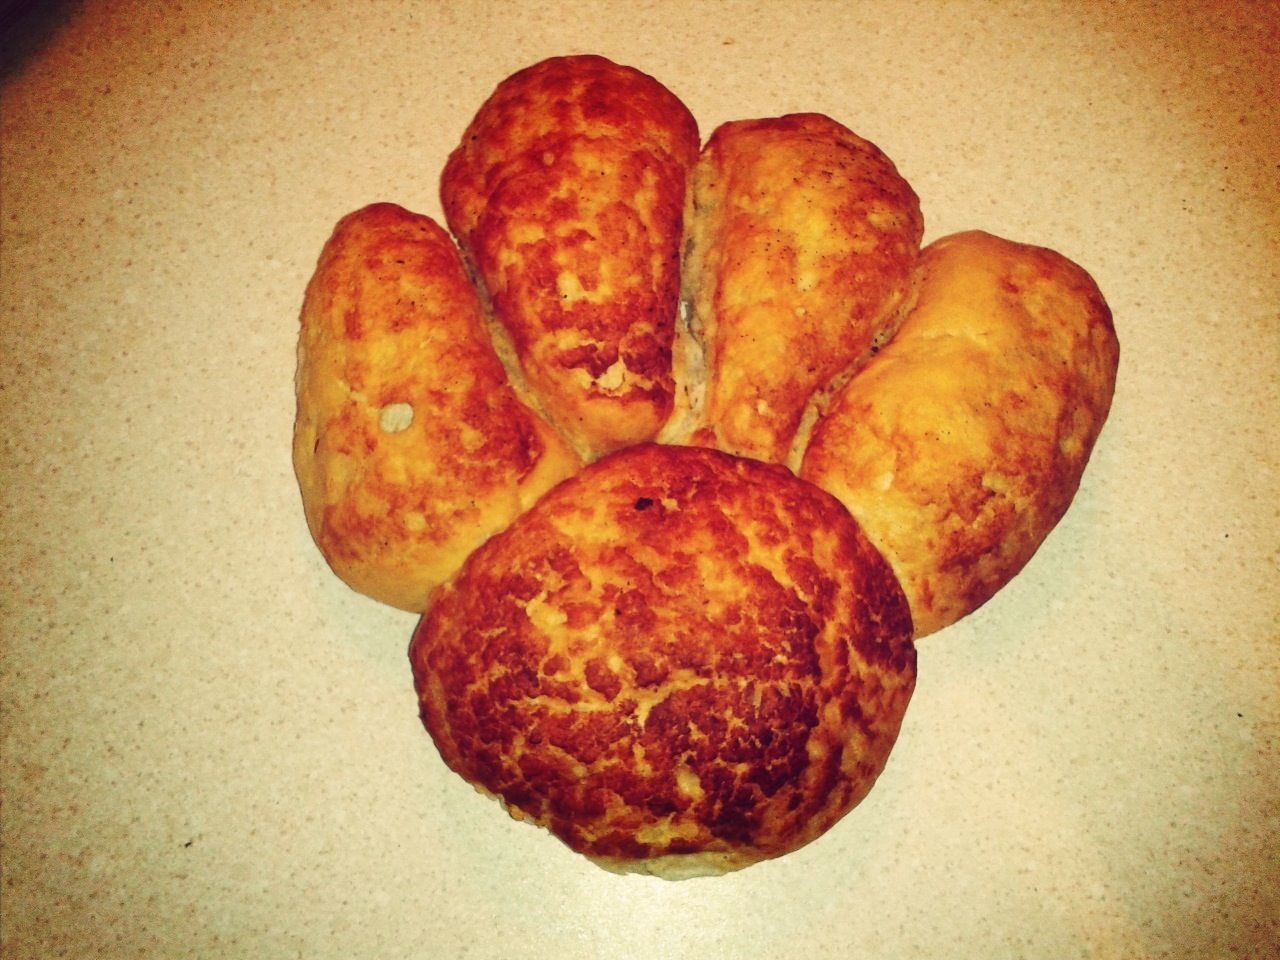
(801, 231, 1120, 636)
(441, 55, 700, 460)
(664, 114, 922, 464)
(293, 203, 580, 611)
(410, 444, 916, 878)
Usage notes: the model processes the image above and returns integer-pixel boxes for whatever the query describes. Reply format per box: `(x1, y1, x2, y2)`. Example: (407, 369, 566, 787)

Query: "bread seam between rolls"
(658, 156, 717, 447)
(453, 243, 590, 465)
(784, 265, 924, 473)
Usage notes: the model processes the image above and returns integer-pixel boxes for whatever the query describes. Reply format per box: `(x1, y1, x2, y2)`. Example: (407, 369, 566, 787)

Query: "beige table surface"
(2, 1, 1277, 957)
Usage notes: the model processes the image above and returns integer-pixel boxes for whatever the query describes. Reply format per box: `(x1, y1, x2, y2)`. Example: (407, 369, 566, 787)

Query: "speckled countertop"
(2, 2, 1276, 957)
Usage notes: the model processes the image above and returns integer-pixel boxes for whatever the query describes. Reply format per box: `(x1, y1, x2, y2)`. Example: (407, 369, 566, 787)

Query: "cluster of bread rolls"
(294, 55, 1118, 878)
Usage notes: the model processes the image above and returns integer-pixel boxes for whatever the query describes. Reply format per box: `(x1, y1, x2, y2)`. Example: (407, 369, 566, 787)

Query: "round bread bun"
(409, 444, 916, 878)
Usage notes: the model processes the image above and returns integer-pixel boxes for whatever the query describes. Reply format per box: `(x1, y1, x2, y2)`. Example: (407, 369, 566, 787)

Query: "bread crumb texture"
(441, 56, 700, 459)
(293, 203, 579, 611)
(801, 231, 1120, 636)
(410, 444, 916, 877)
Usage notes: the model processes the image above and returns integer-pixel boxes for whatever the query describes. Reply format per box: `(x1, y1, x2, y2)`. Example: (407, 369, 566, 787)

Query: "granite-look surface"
(2, 2, 1276, 957)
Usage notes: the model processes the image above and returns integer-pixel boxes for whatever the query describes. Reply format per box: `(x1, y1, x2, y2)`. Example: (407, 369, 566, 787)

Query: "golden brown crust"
(800, 231, 1120, 636)
(293, 203, 580, 611)
(292, 60, 1122, 880)
(441, 55, 700, 460)
(409, 444, 916, 876)
(666, 114, 923, 464)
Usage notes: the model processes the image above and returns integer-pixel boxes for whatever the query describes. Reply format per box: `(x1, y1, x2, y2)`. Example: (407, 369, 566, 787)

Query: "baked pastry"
(293, 203, 580, 612)
(292, 56, 1120, 877)
(409, 444, 916, 878)
(800, 231, 1120, 636)
(441, 55, 700, 460)
(664, 114, 923, 464)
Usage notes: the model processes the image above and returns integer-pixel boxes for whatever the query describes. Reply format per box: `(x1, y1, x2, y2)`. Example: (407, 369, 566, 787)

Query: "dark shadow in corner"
(1, 0, 83, 87)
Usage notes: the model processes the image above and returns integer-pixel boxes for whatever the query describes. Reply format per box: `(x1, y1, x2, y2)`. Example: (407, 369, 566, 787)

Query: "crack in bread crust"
(410, 444, 916, 877)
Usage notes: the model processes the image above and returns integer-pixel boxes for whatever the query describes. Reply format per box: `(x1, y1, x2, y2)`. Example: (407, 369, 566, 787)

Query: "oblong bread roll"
(441, 55, 700, 460)
(293, 203, 580, 612)
(664, 114, 923, 464)
(800, 230, 1120, 637)
(410, 443, 916, 878)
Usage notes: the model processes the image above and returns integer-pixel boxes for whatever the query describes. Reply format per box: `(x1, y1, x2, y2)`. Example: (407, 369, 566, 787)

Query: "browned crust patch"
(410, 444, 915, 874)
(441, 55, 700, 459)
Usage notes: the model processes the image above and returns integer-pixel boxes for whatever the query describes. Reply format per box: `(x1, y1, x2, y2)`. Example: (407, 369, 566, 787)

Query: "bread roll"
(663, 114, 923, 464)
(801, 231, 1120, 637)
(441, 55, 700, 460)
(293, 203, 580, 612)
(410, 444, 916, 878)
